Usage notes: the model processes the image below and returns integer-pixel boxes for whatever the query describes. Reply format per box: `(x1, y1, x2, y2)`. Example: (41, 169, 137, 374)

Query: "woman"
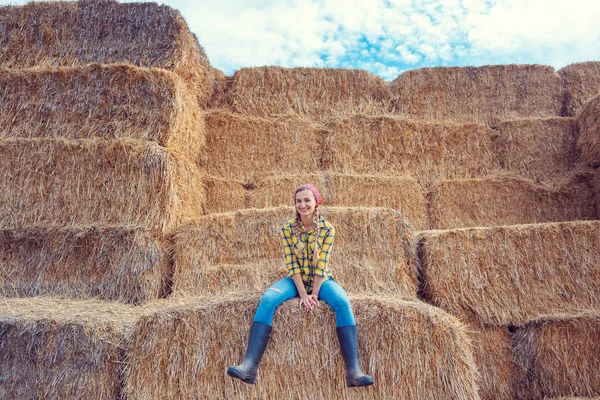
(227, 184, 374, 387)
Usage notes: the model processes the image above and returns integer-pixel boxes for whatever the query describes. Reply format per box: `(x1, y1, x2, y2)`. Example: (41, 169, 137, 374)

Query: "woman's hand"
(299, 295, 317, 312)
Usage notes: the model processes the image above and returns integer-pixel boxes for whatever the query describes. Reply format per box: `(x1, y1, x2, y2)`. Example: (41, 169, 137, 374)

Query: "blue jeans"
(253, 277, 356, 327)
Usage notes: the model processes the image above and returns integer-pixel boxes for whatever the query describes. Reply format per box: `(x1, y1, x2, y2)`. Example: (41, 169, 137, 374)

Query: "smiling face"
(295, 188, 317, 218)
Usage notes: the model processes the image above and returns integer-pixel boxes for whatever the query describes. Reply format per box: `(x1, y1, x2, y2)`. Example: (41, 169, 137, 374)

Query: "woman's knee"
(259, 286, 285, 309)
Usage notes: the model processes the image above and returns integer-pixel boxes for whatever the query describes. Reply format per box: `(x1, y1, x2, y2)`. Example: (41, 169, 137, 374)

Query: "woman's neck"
(301, 214, 315, 230)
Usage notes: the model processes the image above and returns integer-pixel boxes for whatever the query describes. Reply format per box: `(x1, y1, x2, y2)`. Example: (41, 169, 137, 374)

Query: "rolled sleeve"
(281, 225, 301, 276)
(314, 225, 335, 277)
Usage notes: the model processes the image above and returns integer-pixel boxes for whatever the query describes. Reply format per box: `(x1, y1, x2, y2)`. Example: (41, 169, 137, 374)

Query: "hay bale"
(513, 313, 600, 399)
(0, 297, 137, 400)
(125, 294, 480, 400)
(225, 66, 391, 121)
(171, 206, 418, 298)
(0, 64, 204, 164)
(0, 0, 212, 105)
(428, 173, 596, 229)
(576, 94, 600, 167)
(0, 226, 168, 304)
(203, 176, 247, 214)
(0, 138, 205, 231)
(559, 62, 600, 116)
(324, 115, 499, 188)
(594, 169, 600, 217)
(249, 173, 428, 230)
(467, 324, 516, 400)
(391, 65, 563, 124)
(202, 110, 321, 181)
(207, 68, 230, 109)
(493, 117, 578, 181)
(419, 220, 600, 326)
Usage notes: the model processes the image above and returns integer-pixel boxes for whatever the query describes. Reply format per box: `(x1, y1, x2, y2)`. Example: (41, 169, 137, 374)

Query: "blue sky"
(3, 0, 599, 81)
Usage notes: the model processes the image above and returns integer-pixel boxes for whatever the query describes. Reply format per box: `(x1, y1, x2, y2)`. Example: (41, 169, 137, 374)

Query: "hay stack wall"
(323, 115, 499, 188)
(0, 297, 137, 400)
(249, 173, 428, 230)
(0, 0, 214, 105)
(171, 206, 419, 298)
(0, 64, 204, 164)
(513, 314, 600, 399)
(559, 62, 600, 116)
(493, 117, 578, 182)
(0, 227, 168, 304)
(223, 67, 391, 120)
(202, 110, 321, 181)
(576, 93, 600, 167)
(390, 65, 563, 124)
(418, 220, 600, 326)
(0, 139, 204, 230)
(428, 173, 596, 229)
(126, 295, 480, 400)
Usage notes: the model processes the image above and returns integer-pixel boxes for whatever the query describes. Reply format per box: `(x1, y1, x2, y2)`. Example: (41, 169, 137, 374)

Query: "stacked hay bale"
(170, 206, 419, 298)
(390, 64, 563, 125)
(0, 1, 206, 301)
(0, 1, 210, 398)
(219, 66, 391, 121)
(0, 0, 215, 106)
(419, 220, 600, 399)
(577, 93, 600, 217)
(0, 297, 138, 400)
(559, 62, 600, 117)
(126, 295, 480, 400)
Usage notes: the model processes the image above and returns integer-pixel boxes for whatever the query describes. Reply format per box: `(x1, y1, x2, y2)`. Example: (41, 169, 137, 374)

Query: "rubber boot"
(227, 322, 272, 384)
(336, 325, 374, 387)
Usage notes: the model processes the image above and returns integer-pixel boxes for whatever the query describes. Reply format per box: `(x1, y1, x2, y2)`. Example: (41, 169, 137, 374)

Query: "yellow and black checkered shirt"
(281, 217, 335, 294)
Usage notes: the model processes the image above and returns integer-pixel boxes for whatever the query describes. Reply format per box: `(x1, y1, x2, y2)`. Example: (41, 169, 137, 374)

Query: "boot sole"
(347, 377, 375, 387)
(227, 367, 256, 384)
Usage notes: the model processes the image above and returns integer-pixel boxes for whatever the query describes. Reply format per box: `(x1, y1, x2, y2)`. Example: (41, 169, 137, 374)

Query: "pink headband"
(296, 183, 323, 206)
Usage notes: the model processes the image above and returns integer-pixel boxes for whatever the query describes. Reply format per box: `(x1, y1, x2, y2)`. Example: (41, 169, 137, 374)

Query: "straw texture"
(203, 176, 247, 214)
(0, 0, 213, 105)
(126, 294, 480, 400)
(0, 64, 204, 164)
(576, 94, 600, 167)
(513, 313, 600, 400)
(390, 65, 563, 124)
(559, 62, 600, 116)
(428, 173, 596, 229)
(0, 226, 168, 304)
(324, 115, 499, 188)
(0, 138, 205, 230)
(223, 66, 391, 120)
(202, 110, 321, 181)
(493, 117, 578, 181)
(467, 324, 516, 400)
(171, 206, 418, 298)
(419, 220, 600, 326)
(249, 173, 428, 230)
(0, 297, 137, 400)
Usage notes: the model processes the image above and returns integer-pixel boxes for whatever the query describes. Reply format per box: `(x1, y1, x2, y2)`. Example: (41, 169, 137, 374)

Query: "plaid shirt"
(281, 217, 335, 294)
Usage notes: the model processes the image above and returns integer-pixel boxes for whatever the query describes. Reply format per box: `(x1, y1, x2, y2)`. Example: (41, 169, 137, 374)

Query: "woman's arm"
(291, 274, 316, 311)
(311, 275, 324, 302)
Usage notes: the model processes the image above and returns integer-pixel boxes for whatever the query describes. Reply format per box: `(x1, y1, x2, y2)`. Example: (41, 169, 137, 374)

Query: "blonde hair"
(293, 186, 321, 264)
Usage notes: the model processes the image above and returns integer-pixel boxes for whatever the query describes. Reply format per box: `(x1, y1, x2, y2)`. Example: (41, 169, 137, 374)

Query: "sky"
(2, 0, 599, 81)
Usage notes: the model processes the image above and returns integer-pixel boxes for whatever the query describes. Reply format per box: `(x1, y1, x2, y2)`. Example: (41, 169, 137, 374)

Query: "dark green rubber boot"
(227, 322, 272, 384)
(336, 325, 374, 387)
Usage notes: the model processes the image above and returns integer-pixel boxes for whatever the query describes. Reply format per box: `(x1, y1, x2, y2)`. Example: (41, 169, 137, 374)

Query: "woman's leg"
(253, 277, 298, 326)
(228, 277, 298, 384)
(318, 279, 374, 387)
(317, 279, 355, 327)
